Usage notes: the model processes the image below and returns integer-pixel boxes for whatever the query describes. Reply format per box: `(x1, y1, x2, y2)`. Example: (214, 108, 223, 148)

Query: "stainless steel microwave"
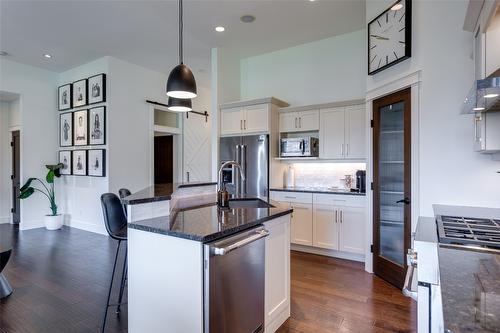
(280, 137, 319, 157)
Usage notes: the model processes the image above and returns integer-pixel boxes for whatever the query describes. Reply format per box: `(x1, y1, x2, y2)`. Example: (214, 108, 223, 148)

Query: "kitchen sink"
(228, 199, 274, 209)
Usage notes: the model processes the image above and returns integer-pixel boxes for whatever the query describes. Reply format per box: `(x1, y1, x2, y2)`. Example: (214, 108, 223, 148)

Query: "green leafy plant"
(19, 163, 64, 216)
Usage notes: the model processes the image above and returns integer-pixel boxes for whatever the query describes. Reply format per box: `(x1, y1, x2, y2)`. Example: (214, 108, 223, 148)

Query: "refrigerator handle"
(235, 145, 241, 195)
(241, 144, 246, 196)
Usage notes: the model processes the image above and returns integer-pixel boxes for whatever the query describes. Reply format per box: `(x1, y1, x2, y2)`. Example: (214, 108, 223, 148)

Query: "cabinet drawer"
(313, 193, 365, 207)
(270, 191, 312, 204)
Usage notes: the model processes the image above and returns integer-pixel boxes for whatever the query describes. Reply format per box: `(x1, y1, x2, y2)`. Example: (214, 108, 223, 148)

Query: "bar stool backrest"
(101, 193, 127, 240)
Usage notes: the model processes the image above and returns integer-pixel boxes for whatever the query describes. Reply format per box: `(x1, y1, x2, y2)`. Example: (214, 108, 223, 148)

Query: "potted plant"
(19, 163, 64, 230)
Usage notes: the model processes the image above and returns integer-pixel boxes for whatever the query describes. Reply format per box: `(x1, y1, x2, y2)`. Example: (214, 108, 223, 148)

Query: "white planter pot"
(44, 214, 63, 230)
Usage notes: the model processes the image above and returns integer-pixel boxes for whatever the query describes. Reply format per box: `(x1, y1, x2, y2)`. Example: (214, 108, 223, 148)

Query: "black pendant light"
(168, 97, 192, 112)
(166, 0, 197, 99)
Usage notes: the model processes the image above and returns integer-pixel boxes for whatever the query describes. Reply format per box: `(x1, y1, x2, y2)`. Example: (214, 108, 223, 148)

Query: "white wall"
(57, 57, 110, 234)
(0, 102, 11, 223)
(0, 59, 58, 230)
(240, 30, 366, 106)
(367, 0, 500, 216)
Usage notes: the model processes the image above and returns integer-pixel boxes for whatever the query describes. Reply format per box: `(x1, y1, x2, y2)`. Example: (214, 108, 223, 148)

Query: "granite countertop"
(128, 195, 293, 243)
(439, 246, 500, 333)
(122, 181, 217, 205)
(270, 186, 366, 196)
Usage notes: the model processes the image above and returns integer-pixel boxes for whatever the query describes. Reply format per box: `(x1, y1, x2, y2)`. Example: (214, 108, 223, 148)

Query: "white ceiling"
(0, 0, 365, 76)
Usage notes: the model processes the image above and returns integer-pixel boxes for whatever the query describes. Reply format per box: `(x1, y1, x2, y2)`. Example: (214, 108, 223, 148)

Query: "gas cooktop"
(436, 215, 500, 253)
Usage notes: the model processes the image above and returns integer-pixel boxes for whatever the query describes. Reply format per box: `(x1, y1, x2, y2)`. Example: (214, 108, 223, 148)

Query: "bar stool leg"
(102, 240, 121, 333)
(116, 247, 127, 314)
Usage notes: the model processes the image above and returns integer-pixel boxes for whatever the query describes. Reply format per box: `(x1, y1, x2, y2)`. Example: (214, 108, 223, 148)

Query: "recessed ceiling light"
(308, 0, 316, 2)
(484, 93, 499, 98)
(0, 51, 8, 56)
(391, 3, 403, 10)
(43, 54, 52, 59)
(215, 26, 225, 32)
(240, 15, 255, 23)
(473, 107, 485, 111)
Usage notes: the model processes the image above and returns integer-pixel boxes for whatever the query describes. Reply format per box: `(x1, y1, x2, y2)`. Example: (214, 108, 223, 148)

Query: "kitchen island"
(123, 185, 293, 333)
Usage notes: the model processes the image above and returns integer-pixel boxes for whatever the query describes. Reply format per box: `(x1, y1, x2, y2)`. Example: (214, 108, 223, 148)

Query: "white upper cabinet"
(320, 107, 345, 159)
(244, 104, 269, 134)
(220, 103, 269, 136)
(220, 107, 244, 136)
(279, 110, 319, 132)
(320, 105, 366, 160)
(345, 105, 366, 159)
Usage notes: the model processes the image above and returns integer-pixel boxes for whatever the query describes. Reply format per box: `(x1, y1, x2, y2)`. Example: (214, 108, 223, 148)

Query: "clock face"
(368, 0, 411, 75)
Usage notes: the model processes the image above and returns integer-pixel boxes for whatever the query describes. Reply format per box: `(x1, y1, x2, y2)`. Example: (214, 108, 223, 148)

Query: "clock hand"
(370, 34, 389, 41)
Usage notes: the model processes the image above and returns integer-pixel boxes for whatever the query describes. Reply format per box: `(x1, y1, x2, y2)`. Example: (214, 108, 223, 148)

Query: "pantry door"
(372, 88, 411, 289)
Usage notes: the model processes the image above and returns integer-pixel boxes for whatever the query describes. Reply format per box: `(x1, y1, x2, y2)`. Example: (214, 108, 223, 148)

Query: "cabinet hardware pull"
(340, 144, 344, 156)
(295, 117, 298, 128)
(335, 210, 338, 223)
(346, 143, 349, 156)
(299, 117, 302, 128)
(244, 119, 246, 130)
(284, 196, 296, 199)
(240, 119, 243, 130)
(340, 210, 343, 223)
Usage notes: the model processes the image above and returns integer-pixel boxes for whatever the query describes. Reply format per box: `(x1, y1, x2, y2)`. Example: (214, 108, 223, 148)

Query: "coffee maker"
(355, 170, 366, 193)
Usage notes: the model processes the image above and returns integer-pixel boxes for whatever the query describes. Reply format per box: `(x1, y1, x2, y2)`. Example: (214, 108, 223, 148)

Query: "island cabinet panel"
(264, 215, 291, 333)
(128, 229, 203, 333)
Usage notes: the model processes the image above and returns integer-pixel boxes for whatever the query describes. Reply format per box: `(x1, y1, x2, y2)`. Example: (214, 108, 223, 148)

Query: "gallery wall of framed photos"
(58, 73, 107, 177)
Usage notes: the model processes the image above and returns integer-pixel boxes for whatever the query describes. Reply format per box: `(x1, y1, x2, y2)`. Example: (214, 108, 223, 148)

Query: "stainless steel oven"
(280, 137, 319, 157)
(204, 226, 269, 333)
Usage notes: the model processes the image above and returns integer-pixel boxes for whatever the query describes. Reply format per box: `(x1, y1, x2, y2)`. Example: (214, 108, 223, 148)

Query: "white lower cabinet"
(338, 206, 365, 254)
(290, 203, 313, 246)
(312, 204, 339, 250)
(271, 190, 365, 258)
(264, 216, 291, 332)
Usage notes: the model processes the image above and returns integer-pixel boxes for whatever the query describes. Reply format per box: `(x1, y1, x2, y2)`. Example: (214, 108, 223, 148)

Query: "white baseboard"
(0, 216, 10, 224)
(65, 218, 107, 235)
(291, 244, 365, 263)
(20, 219, 44, 230)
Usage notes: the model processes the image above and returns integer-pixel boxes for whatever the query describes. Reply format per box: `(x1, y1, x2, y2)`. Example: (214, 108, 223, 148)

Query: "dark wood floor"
(0, 225, 416, 333)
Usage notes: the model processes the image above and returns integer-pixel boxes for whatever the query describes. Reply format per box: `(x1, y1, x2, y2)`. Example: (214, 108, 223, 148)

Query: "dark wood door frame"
(11, 130, 21, 224)
(372, 87, 411, 289)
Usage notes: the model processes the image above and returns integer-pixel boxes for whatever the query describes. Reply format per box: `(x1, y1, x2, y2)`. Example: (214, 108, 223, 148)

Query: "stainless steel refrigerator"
(219, 134, 269, 200)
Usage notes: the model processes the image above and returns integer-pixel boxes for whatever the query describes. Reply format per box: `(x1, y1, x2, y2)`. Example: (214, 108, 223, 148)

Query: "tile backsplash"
(286, 162, 366, 189)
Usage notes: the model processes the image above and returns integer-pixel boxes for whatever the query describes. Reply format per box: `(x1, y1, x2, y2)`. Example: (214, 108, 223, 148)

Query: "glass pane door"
(378, 101, 405, 265)
(372, 87, 411, 289)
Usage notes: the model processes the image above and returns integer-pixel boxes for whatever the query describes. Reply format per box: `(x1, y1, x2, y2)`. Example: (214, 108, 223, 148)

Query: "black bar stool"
(100, 193, 128, 333)
(118, 188, 131, 218)
(0, 245, 13, 299)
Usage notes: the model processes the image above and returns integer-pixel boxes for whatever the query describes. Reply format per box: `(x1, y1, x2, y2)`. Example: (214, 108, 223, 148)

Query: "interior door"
(11, 130, 20, 224)
(154, 135, 173, 184)
(373, 88, 411, 289)
(319, 107, 345, 159)
(184, 112, 211, 182)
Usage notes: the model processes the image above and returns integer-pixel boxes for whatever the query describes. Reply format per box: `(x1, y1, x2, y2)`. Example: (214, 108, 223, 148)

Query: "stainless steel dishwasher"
(204, 226, 269, 333)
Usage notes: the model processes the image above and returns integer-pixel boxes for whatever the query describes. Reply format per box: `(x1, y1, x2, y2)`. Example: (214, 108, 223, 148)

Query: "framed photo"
(89, 106, 105, 145)
(60, 112, 73, 147)
(59, 151, 72, 175)
(73, 110, 88, 146)
(72, 78, 88, 107)
(58, 84, 72, 111)
(72, 150, 87, 176)
(88, 73, 106, 105)
(88, 149, 106, 177)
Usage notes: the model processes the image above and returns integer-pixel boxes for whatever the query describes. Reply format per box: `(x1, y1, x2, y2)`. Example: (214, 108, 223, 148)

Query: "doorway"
(372, 88, 411, 289)
(154, 135, 173, 184)
(11, 130, 20, 224)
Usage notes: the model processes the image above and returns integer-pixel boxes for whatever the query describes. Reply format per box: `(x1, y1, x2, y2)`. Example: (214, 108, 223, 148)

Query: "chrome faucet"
(217, 161, 245, 207)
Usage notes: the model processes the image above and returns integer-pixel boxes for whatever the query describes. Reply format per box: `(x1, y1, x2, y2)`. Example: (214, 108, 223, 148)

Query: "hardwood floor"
(0, 225, 416, 333)
(278, 252, 416, 333)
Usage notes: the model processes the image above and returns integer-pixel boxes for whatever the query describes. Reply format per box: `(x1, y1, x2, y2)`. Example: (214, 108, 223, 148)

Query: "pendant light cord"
(179, 0, 183, 64)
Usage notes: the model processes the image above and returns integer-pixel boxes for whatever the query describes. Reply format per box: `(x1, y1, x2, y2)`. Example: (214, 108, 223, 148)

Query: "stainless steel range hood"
(461, 76, 500, 114)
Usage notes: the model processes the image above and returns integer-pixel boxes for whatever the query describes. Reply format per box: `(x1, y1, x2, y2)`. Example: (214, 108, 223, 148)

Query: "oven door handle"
(212, 229, 269, 256)
(402, 249, 418, 300)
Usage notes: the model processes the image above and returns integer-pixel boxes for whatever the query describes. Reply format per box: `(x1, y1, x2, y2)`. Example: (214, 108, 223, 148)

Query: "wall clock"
(368, 0, 412, 75)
